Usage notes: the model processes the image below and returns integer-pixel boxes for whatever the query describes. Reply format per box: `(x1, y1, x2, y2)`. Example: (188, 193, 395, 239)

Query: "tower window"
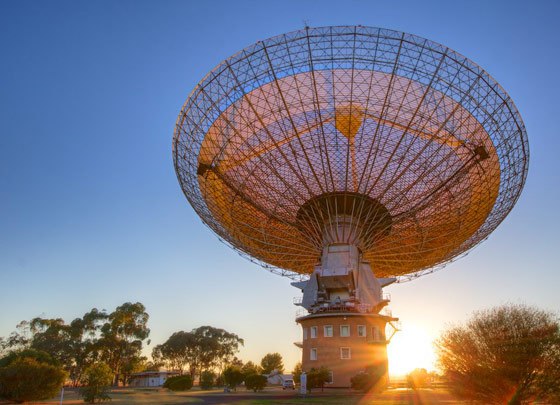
(310, 348, 317, 360)
(324, 325, 333, 337)
(340, 347, 351, 359)
(340, 325, 350, 337)
(303, 328, 308, 340)
(372, 326, 381, 341)
(357, 325, 366, 337)
(310, 326, 317, 338)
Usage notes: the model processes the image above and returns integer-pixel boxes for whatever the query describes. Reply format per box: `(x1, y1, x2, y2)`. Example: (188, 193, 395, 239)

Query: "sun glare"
(387, 324, 436, 377)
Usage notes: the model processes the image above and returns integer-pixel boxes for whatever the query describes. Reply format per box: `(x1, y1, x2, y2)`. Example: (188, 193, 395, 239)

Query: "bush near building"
(163, 375, 193, 391)
(350, 365, 386, 392)
(350, 372, 372, 392)
(245, 374, 267, 392)
(306, 367, 331, 392)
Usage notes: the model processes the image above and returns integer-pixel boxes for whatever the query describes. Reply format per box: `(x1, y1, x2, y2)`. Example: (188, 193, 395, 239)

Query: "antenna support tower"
(173, 26, 529, 387)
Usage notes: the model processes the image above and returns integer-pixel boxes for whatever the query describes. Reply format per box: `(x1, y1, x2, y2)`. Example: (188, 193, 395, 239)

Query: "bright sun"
(387, 324, 437, 377)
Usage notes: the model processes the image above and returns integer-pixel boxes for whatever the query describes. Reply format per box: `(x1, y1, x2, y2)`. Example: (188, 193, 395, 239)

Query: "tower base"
(297, 312, 394, 388)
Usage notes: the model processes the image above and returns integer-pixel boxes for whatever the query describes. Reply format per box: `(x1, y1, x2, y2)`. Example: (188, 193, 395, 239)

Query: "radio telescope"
(173, 26, 528, 387)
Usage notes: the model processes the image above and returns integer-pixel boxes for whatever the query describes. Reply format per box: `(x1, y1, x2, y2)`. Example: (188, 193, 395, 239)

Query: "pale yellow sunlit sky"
(387, 323, 437, 377)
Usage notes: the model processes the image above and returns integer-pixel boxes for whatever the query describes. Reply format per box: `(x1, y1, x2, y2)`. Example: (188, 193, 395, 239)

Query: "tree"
(194, 326, 244, 376)
(292, 362, 302, 384)
(436, 304, 560, 405)
(68, 308, 109, 385)
(98, 302, 150, 386)
(0, 338, 6, 357)
(245, 374, 267, 392)
(228, 356, 244, 368)
(119, 354, 147, 386)
(2, 307, 113, 387)
(0, 303, 150, 388)
(222, 365, 244, 390)
(26, 313, 104, 386)
(142, 360, 163, 371)
(0, 321, 32, 354)
(79, 362, 113, 403)
(0, 350, 67, 403)
(28, 318, 74, 370)
(199, 370, 215, 389)
(152, 330, 196, 375)
(153, 326, 243, 380)
(306, 366, 331, 392)
(260, 352, 284, 374)
(241, 361, 262, 378)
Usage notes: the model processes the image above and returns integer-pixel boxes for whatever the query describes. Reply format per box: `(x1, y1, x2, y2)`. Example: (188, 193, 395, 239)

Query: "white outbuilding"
(128, 371, 180, 387)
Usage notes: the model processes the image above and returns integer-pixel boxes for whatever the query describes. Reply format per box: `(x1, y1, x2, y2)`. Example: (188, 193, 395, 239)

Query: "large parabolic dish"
(173, 26, 529, 280)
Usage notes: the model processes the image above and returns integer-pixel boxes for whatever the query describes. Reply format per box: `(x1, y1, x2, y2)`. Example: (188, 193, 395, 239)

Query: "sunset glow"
(1, 2, 558, 400)
(387, 324, 437, 377)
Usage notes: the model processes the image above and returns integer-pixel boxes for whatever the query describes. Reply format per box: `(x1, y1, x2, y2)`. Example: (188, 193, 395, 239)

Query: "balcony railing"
(295, 308, 309, 318)
(294, 293, 393, 318)
(381, 308, 393, 317)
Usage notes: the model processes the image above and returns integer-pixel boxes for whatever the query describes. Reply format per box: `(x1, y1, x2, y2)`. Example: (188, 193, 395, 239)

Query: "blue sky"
(1, 0, 559, 375)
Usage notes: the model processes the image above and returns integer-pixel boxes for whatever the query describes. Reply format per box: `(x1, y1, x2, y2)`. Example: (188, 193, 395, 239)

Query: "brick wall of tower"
(298, 313, 390, 388)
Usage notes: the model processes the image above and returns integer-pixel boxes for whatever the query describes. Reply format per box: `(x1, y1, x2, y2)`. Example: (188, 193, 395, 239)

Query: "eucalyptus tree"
(436, 304, 560, 405)
(97, 302, 150, 386)
(154, 326, 243, 379)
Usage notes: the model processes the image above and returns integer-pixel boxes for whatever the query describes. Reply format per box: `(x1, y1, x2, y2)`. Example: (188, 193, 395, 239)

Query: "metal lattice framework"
(173, 26, 528, 280)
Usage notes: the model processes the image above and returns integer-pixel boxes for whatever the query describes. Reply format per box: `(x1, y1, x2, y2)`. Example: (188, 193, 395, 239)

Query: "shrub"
(79, 363, 113, 403)
(222, 365, 243, 390)
(245, 374, 267, 392)
(163, 374, 193, 391)
(350, 372, 371, 391)
(0, 348, 58, 367)
(350, 365, 386, 392)
(0, 356, 67, 403)
(199, 370, 215, 390)
(306, 366, 330, 392)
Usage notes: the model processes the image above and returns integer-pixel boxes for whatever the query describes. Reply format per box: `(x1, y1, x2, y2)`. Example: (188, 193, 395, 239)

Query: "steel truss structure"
(173, 26, 529, 280)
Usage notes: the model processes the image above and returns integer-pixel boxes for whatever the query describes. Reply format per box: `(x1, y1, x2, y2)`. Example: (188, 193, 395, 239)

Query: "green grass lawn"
(30, 388, 202, 404)
(30, 387, 466, 404)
